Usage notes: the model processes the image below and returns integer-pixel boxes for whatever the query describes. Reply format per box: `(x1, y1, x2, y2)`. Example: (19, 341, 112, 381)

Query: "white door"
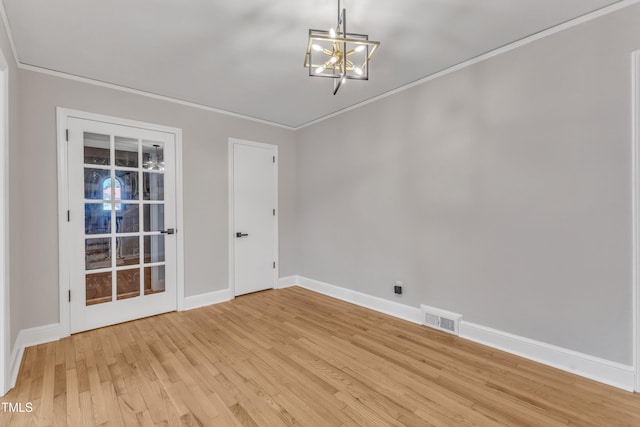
(231, 140, 277, 296)
(68, 117, 177, 333)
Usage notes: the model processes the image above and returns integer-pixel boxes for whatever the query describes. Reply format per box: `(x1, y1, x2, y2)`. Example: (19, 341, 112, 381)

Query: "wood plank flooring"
(1, 286, 640, 426)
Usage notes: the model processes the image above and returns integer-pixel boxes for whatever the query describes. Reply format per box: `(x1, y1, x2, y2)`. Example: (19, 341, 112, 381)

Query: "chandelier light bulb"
(329, 27, 336, 38)
(330, 56, 338, 64)
(312, 44, 323, 52)
(354, 67, 363, 75)
(355, 45, 366, 52)
(315, 65, 325, 73)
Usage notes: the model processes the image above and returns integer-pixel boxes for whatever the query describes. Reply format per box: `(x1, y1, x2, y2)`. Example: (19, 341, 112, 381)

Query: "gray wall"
(16, 70, 296, 331)
(0, 13, 21, 350)
(296, 6, 640, 364)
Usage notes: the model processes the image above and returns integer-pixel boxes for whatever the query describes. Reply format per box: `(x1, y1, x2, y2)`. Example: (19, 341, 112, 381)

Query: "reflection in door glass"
(84, 133, 110, 165)
(85, 238, 111, 270)
(115, 170, 139, 200)
(143, 204, 164, 231)
(143, 172, 164, 200)
(115, 137, 139, 167)
(116, 236, 139, 266)
(85, 203, 111, 234)
(144, 266, 165, 295)
(117, 268, 141, 300)
(144, 235, 165, 263)
(142, 142, 164, 171)
(116, 204, 139, 233)
(86, 272, 112, 305)
(84, 168, 111, 200)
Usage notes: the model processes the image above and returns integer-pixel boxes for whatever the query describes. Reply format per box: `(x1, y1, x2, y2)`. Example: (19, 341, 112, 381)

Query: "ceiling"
(2, 0, 625, 128)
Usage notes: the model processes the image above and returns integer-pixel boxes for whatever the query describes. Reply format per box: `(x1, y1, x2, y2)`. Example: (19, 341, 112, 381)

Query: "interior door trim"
(228, 137, 279, 297)
(56, 107, 185, 337)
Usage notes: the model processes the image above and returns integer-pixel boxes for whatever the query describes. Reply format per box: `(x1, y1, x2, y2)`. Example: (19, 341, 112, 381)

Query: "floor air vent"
(420, 304, 462, 336)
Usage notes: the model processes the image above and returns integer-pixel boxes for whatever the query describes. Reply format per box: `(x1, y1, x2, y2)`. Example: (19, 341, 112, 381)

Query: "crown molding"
(295, 0, 640, 130)
(1, 0, 638, 131)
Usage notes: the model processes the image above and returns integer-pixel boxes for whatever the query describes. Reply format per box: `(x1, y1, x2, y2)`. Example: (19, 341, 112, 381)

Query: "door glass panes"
(84, 133, 110, 165)
(142, 141, 164, 171)
(85, 203, 111, 234)
(84, 169, 111, 200)
(115, 137, 139, 168)
(143, 204, 164, 231)
(144, 235, 165, 263)
(143, 172, 164, 201)
(116, 204, 139, 233)
(116, 236, 139, 266)
(86, 272, 112, 305)
(83, 131, 167, 306)
(117, 269, 141, 300)
(115, 170, 139, 200)
(144, 266, 165, 295)
(85, 238, 111, 270)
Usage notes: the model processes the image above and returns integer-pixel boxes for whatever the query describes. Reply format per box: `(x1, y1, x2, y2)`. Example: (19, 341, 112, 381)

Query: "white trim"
(228, 138, 279, 297)
(55, 108, 71, 339)
(56, 108, 185, 336)
(0, 41, 8, 396)
(295, 275, 636, 391)
(460, 321, 635, 392)
(20, 64, 295, 131)
(296, 276, 424, 324)
(633, 50, 640, 392)
(9, 323, 64, 389)
(175, 129, 186, 311)
(0, 1, 20, 67)
(182, 289, 233, 311)
(276, 276, 297, 289)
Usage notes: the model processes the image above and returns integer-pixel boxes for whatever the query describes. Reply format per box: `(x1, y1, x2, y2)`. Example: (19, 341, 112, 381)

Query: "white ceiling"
(2, 0, 624, 128)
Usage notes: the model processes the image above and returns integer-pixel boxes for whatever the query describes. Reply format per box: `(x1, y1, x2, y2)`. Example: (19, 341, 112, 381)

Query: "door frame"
(633, 51, 640, 392)
(228, 138, 278, 296)
(0, 44, 9, 396)
(56, 107, 185, 337)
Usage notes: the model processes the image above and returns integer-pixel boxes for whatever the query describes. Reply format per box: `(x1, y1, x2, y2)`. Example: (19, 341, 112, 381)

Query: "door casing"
(57, 108, 185, 337)
(228, 138, 279, 297)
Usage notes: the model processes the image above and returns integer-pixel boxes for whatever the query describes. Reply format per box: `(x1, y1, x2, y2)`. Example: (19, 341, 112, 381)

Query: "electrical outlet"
(394, 281, 403, 295)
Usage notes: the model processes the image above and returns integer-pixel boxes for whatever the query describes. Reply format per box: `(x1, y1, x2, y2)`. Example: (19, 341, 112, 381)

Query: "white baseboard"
(9, 322, 64, 388)
(296, 276, 424, 324)
(459, 321, 636, 392)
(294, 275, 636, 392)
(182, 288, 233, 311)
(276, 276, 298, 289)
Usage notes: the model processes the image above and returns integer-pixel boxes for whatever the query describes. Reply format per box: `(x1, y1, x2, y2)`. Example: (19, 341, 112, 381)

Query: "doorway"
(229, 138, 278, 296)
(58, 109, 183, 334)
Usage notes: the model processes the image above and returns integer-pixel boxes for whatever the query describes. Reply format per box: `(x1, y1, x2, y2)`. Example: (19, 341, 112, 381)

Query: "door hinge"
(68, 290, 71, 302)
(273, 155, 275, 163)
(273, 208, 275, 216)
(273, 261, 276, 269)
(67, 210, 70, 222)
(66, 129, 69, 142)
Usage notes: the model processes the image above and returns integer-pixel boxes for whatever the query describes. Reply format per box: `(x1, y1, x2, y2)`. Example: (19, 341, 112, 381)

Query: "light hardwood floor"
(1, 286, 640, 426)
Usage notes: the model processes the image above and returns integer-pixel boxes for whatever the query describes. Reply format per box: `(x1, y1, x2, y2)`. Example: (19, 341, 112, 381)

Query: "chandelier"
(143, 144, 164, 171)
(304, 0, 380, 95)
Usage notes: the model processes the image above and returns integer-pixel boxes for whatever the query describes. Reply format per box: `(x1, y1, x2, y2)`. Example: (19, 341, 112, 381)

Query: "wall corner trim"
(276, 276, 298, 289)
(9, 323, 65, 388)
(296, 276, 424, 324)
(460, 321, 636, 391)
(181, 288, 233, 311)
(294, 275, 636, 391)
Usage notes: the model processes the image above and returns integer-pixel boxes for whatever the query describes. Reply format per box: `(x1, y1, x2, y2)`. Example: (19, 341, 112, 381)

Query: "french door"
(67, 117, 177, 333)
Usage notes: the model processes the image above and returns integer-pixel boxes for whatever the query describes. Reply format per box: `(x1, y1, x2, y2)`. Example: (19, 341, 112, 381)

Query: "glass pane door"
(83, 133, 167, 306)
